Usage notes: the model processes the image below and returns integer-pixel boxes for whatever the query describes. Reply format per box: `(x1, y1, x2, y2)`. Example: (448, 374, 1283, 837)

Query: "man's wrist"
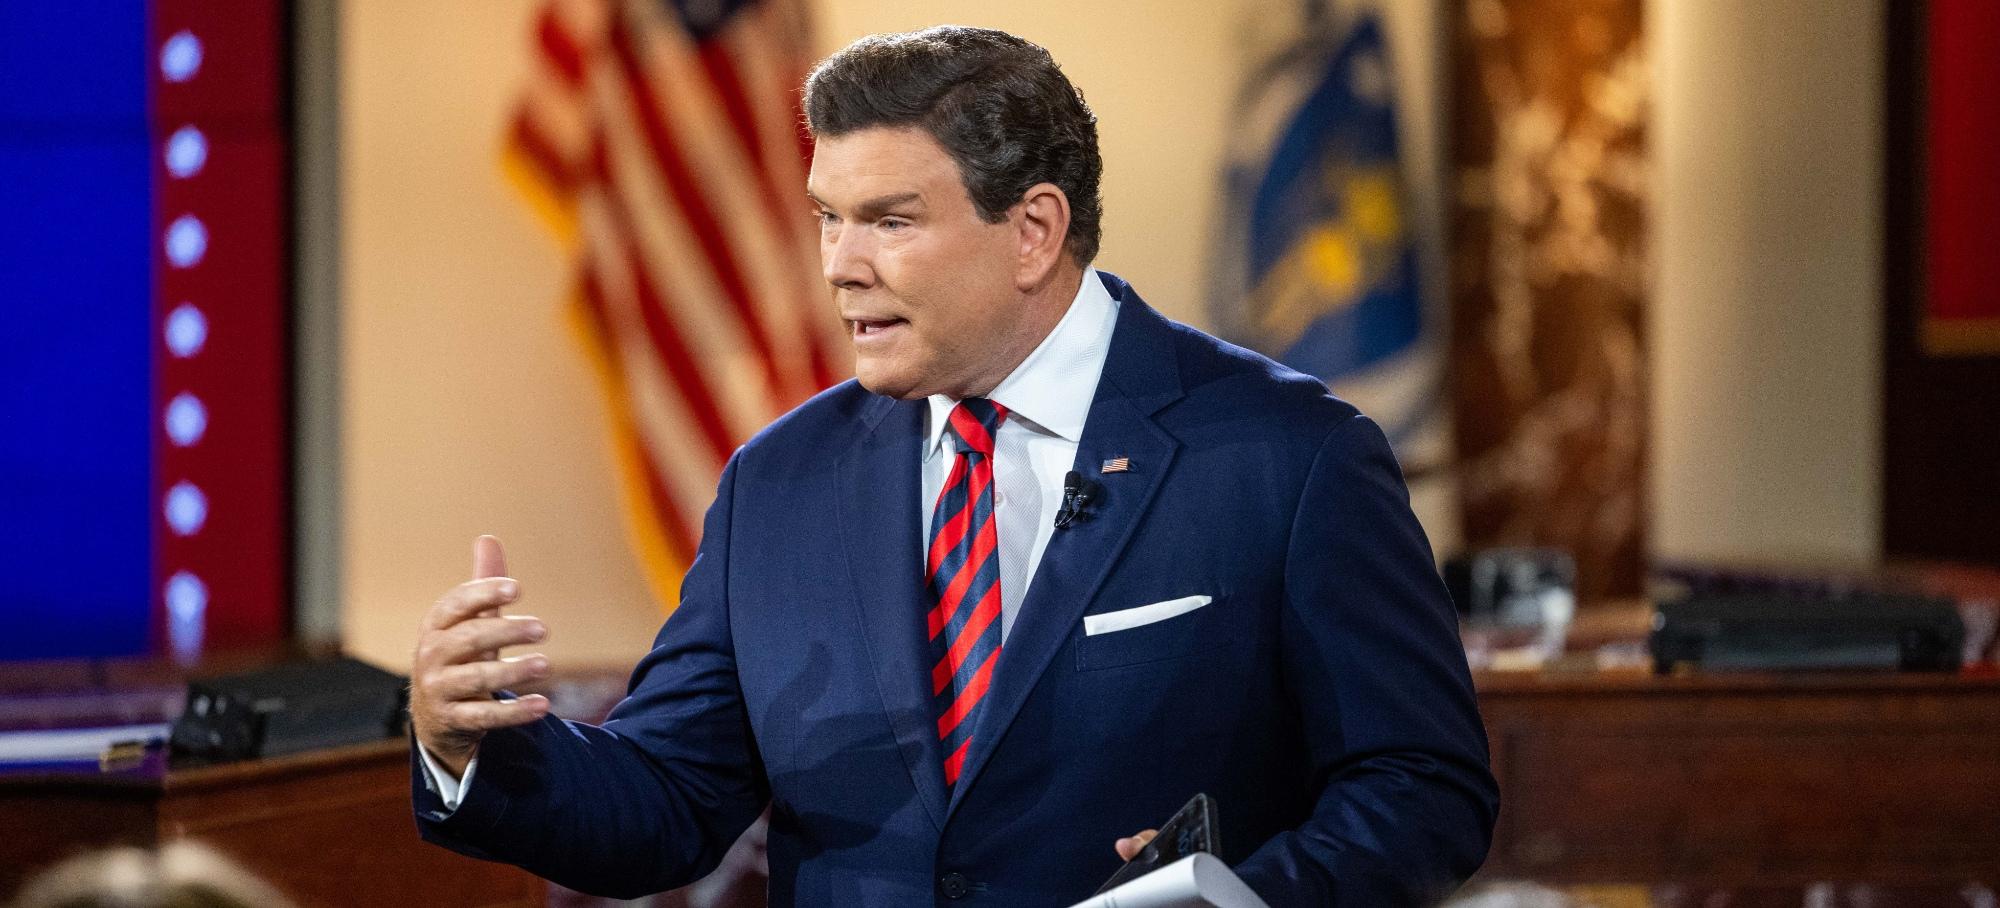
(429, 746, 474, 781)
(416, 733, 477, 781)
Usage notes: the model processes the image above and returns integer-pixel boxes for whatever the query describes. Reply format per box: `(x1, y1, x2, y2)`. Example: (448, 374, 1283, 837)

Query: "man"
(411, 26, 1496, 907)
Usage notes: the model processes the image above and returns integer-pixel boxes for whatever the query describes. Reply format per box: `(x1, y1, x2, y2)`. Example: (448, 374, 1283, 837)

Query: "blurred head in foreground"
(1441, 882, 1582, 908)
(9, 842, 295, 908)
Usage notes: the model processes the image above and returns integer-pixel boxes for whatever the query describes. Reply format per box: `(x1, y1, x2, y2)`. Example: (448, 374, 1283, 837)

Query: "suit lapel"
(946, 278, 1185, 817)
(836, 395, 950, 831)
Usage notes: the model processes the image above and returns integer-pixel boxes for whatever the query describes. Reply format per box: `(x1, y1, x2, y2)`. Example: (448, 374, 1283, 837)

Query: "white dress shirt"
(423, 269, 1119, 810)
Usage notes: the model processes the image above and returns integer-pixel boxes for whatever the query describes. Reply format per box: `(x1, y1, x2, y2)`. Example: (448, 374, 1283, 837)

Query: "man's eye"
(815, 210, 838, 227)
(878, 217, 910, 231)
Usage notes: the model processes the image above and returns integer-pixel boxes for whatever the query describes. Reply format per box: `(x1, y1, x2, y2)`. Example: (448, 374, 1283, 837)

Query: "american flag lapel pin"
(1100, 457, 1131, 474)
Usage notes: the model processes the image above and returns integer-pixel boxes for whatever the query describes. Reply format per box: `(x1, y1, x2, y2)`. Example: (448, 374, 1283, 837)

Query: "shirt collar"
(925, 268, 1119, 460)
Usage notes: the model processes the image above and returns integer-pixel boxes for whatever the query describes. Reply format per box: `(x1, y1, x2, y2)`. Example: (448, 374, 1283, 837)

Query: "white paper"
(0, 724, 169, 764)
(1067, 854, 1270, 908)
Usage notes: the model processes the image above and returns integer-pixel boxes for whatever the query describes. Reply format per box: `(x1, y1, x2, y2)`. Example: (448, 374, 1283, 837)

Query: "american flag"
(506, 0, 847, 608)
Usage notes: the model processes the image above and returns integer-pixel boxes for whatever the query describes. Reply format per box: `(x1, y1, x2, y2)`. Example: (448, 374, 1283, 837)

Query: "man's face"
(807, 127, 1027, 400)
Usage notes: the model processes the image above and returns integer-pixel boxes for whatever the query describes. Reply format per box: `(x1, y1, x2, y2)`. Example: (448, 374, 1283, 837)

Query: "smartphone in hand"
(1094, 793, 1220, 896)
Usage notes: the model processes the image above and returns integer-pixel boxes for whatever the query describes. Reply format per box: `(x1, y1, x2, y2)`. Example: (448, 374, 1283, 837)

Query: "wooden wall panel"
(1449, 0, 1649, 600)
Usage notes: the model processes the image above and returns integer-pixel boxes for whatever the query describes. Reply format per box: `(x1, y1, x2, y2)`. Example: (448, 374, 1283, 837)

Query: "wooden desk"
(0, 739, 540, 907)
(1477, 670, 2000, 887)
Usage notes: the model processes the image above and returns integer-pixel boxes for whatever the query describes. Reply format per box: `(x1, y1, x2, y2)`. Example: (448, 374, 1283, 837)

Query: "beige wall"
(339, 0, 661, 670)
(1648, 0, 1883, 566)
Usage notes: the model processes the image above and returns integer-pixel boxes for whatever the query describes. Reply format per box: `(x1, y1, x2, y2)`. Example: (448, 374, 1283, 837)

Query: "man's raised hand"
(409, 535, 552, 779)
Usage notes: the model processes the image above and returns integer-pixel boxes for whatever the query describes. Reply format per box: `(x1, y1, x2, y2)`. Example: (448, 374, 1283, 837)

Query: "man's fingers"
(425, 577, 522, 632)
(473, 535, 508, 581)
(409, 536, 532, 761)
(420, 615, 547, 667)
(468, 537, 511, 662)
(1114, 829, 1159, 862)
(422, 654, 550, 702)
(443, 694, 550, 731)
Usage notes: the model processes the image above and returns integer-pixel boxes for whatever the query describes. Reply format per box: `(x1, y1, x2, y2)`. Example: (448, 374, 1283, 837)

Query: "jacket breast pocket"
(1075, 595, 1226, 672)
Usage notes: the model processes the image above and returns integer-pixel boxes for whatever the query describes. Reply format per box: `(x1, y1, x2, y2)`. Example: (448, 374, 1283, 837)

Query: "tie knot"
(945, 398, 1008, 457)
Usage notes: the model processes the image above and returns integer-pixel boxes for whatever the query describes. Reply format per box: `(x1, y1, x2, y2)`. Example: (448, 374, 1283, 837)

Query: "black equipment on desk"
(1650, 592, 1963, 675)
(169, 657, 409, 764)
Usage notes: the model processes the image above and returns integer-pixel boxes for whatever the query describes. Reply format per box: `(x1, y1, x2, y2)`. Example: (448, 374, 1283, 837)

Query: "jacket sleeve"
(412, 452, 767, 900)
(1234, 414, 1500, 906)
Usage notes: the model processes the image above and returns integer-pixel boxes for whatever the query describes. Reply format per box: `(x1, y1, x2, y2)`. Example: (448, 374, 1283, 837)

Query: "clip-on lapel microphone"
(1054, 470, 1097, 528)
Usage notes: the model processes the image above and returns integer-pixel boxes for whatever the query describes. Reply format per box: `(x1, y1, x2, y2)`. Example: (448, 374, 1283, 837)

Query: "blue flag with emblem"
(1212, 11, 1437, 455)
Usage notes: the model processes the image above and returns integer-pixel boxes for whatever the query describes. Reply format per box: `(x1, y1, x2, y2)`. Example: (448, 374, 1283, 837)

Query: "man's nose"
(822, 225, 873, 291)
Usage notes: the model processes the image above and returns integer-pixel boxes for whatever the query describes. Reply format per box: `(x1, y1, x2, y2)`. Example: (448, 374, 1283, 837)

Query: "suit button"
(938, 872, 971, 899)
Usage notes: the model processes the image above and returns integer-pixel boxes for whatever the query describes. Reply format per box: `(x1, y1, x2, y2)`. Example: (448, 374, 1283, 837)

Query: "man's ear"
(1013, 182, 1072, 290)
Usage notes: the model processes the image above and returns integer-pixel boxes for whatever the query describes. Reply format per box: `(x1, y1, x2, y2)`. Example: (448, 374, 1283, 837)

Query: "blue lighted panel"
(0, 2, 155, 659)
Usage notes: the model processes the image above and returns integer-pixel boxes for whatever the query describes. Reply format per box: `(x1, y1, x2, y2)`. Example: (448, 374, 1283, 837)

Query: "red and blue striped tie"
(927, 397, 1009, 787)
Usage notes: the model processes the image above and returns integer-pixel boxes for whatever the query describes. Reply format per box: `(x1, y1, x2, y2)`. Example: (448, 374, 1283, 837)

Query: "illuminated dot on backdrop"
(165, 571, 208, 624)
(166, 126, 208, 178)
(166, 571, 208, 665)
(161, 31, 202, 82)
(165, 215, 207, 268)
(165, 482, 207, 536)
(165, 304, 208, 357)
(165, 393, 207, 446)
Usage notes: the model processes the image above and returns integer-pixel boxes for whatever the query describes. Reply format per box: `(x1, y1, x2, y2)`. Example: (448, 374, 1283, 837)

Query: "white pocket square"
(1083, 595, 1213, 636)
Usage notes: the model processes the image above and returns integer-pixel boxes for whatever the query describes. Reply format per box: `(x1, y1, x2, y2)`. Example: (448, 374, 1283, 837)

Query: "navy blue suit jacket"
(415, 273, 1497, 906)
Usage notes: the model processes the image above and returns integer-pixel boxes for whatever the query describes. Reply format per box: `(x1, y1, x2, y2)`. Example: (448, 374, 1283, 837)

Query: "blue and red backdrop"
(0, 1, 289, 661)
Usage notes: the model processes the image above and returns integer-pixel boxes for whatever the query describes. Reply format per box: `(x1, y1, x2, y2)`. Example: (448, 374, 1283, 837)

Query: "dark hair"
(803, 26, 1104, 265)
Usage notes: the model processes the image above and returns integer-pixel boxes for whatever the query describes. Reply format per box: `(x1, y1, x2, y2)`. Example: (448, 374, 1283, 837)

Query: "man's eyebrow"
(808, 190, 924, 217)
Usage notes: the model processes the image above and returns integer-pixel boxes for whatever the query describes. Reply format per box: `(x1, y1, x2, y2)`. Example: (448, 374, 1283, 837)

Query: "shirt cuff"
(417, 745, 480, 812)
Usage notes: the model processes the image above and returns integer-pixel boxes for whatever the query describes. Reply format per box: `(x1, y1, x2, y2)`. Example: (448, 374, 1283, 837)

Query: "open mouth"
(850, 317, 907, 337)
